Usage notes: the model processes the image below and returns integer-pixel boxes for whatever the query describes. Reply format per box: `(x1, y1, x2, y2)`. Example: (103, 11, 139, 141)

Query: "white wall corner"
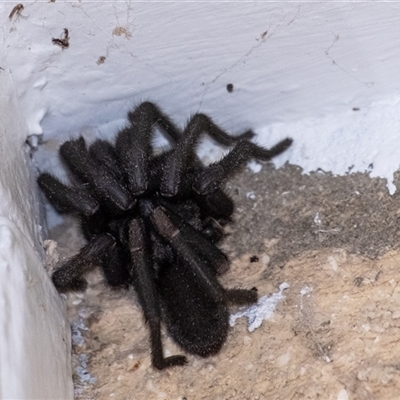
(0, 70, 73, 399)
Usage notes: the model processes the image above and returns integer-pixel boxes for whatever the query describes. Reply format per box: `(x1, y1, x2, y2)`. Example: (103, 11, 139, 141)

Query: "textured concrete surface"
(49, 163, 400, 400)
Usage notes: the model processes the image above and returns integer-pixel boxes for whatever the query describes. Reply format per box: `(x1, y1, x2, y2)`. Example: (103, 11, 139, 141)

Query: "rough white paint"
(0, 71, 73, 399)
(256, 96, 400, 194)
(1, 2, 400, 192)
(230, 282, 289, 332)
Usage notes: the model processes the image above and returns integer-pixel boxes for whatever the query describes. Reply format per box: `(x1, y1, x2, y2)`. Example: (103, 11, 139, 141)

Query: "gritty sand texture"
(48, 164, 400, 400)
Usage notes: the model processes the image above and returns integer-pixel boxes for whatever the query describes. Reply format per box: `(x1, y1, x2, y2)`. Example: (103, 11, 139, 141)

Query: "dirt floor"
(47, 163, 400, 400)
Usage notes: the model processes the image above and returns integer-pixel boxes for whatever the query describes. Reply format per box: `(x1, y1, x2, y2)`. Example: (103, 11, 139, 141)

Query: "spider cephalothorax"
(38, 102, 292, 369)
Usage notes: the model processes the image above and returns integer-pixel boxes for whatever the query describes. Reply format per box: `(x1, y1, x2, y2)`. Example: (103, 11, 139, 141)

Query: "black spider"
(38, 102, 292, 370)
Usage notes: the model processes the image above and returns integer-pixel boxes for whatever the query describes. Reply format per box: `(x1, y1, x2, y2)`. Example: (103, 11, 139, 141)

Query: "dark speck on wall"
(97, 56, 106, 65)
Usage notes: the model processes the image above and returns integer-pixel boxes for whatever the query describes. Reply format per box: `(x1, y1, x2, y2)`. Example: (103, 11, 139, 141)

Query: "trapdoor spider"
(38, 102, 292, 370)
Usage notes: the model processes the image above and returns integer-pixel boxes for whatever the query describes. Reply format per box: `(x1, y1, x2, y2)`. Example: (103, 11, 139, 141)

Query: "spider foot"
(153, 355, 188, 370)
(225, 287, 258, 305)
(53, 277, 88, 293)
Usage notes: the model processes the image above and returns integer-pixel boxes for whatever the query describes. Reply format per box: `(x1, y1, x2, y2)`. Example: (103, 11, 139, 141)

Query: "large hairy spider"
(38, 102, 292, 370)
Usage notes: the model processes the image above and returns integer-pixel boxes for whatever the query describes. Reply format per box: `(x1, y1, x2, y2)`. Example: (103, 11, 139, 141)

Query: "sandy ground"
(47, 163, 400, 400)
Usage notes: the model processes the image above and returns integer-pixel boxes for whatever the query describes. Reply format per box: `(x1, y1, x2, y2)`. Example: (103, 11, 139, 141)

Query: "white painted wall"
(1, 1, 400, 395)
(0, 71, 73, 399)
(3, 2, 400, 189)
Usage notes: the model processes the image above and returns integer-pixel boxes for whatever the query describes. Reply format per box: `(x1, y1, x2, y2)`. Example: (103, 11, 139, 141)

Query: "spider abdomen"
(157, 259, 229, 356)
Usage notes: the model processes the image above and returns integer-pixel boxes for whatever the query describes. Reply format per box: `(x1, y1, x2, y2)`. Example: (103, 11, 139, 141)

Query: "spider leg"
(37, 172, 99, 216)
(52, 233, 116, 292)
(115, 125, 150, 196)
(100, 243, 131, 289)
(151, 207, 226, 301)
(152, 206, 257, 305)
(225, 287, 258, 305)
(115, 102, 183, 196)
(193, 188, 235, 222)
(200, 217, 225, 244)
(128, 101, 183, 142)
(160, 114, 255, 197)
(159, 202, 229, 275)
(88, 139, 125, 183)
(193, 138, 293, 195)
(60, 137, 134, 211)
(152, 207, 257, 311)
(130, 102, 253, 146)
(180, 114, 254, 147)
(128, 219, 187, 369)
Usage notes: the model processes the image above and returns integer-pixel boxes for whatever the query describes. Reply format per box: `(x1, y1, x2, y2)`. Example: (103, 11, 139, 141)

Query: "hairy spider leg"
(224, 287, 258, 305)
(88, 139, 126, 183)
(128, 101, 183, 143)
(193, 138, 293, 195)
(115, 102, 183, 196)
(100, 241, 132, 288)
(199, 216, 226, 244)
(60, 137, 134, 211)
(88, 139, 138, 216)
(159, 202, 230, 275)
(116, 102, 256, 197)
(160, 113, 257, 197)
(128, 218, 188, 369)
(37, 172, 99, 216)
(115, 126, 150, 196)
(52, 233, 116, 292)
(152, 207, 257, 304)
(193, 188, 235, 222)
(129, 102, 254, 147)
(151, 207, 224, 301)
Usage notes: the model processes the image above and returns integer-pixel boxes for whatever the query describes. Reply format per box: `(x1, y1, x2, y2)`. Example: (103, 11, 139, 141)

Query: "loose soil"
(48, 163, 400, 400)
